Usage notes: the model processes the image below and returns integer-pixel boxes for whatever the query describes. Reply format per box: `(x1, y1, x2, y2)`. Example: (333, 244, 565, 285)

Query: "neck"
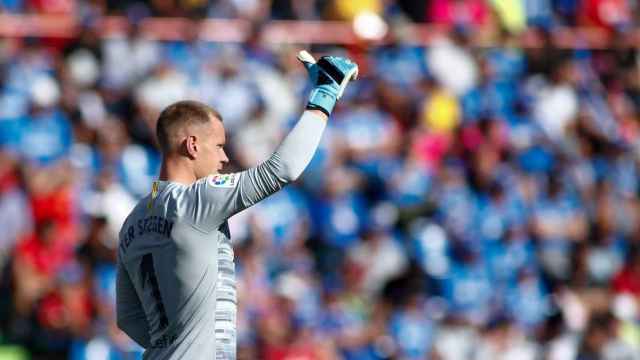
(158, 156, 198, 185)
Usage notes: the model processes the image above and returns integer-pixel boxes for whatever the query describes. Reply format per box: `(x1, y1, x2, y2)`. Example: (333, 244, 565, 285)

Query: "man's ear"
(185, 135, 198, 159)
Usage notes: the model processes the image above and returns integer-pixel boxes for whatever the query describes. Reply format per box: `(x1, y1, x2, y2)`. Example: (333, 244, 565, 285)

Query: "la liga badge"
(209, 174, 237, 188)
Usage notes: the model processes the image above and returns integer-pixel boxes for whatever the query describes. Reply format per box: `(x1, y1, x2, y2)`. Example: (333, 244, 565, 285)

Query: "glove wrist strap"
(306, 87, 337, 117)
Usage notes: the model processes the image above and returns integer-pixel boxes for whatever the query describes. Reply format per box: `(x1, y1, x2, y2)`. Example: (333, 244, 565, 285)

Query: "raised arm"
(189, 51, 358, 232)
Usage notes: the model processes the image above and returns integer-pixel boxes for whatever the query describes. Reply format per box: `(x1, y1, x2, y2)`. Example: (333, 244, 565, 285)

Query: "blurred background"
(1, 0, 640, 359)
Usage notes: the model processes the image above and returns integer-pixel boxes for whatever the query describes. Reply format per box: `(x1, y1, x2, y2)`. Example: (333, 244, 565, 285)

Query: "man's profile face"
(194, 117, 228, 178)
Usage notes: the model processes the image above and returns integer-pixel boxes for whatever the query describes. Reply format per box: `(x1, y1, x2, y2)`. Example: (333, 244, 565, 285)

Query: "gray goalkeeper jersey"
(116, 111, 326, 360)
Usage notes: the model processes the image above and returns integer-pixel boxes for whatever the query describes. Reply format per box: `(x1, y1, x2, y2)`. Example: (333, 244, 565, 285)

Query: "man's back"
(117, 179, 236, 359)
(115, 113, 327, 358)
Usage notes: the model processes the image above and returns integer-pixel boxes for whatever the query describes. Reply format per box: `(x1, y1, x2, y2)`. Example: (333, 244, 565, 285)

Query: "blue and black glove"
(298, 50, 359, 117)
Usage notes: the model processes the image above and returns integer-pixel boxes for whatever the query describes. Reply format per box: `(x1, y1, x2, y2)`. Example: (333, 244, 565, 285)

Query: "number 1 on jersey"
(140, 253, 169, 330)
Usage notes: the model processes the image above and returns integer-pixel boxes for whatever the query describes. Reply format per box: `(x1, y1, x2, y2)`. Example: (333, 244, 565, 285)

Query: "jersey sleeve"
(116, 258, 151, 348)
(188, 111, 327, 232)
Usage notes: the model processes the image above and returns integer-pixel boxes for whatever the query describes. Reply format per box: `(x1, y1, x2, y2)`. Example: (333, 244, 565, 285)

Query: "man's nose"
(222, 150, 229, 163)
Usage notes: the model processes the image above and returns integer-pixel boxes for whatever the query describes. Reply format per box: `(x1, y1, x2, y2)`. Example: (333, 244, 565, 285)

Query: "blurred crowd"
(1, 0, 640, 360)
(1, 0, 639, 33)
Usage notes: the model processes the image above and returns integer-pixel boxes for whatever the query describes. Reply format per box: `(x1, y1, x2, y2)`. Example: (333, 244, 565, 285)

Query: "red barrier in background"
(0, 14, 637, 48)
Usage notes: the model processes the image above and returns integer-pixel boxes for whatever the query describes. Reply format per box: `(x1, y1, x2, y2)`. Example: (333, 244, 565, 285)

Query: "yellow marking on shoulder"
(148, 181, 159, 211)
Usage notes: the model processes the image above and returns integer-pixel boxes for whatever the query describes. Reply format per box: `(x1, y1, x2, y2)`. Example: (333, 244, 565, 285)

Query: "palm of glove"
(298, 51, 358, 116)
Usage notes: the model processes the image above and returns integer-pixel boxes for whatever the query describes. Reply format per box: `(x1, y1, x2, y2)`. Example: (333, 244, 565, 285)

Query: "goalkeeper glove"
(297, 50, 359, 117)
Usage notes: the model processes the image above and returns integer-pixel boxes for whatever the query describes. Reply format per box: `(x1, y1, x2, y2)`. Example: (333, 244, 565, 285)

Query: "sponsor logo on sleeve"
(209, 174, 237, 188)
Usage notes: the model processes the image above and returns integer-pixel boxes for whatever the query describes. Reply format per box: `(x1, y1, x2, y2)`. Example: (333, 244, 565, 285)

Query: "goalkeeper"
(115, 51, 358, 359)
